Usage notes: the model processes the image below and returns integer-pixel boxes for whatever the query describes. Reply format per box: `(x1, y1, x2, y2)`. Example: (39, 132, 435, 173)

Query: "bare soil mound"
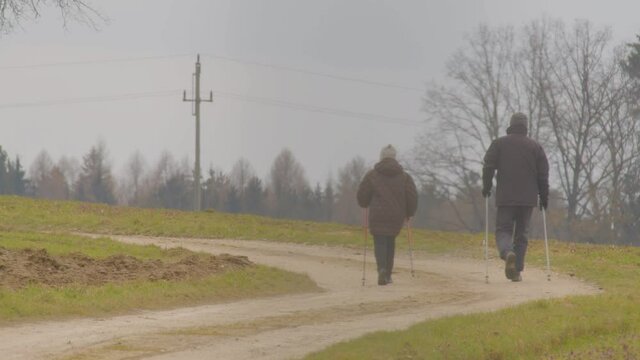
(0, 247, 252, 289)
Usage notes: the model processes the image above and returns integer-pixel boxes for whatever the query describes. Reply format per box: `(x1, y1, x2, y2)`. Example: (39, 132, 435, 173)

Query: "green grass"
(0, 231, 319, 324)
(306, 241, 640, 360)
(0, 265, 318, 324)
(3, 196, 639, 358)
(0, 231, 176, 260)
(0, 196, 475, 254)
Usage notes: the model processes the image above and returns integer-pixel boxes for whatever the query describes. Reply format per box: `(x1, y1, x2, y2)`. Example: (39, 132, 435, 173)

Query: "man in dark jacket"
(357, 145, 418, 285)
(482, 112, 549, 282)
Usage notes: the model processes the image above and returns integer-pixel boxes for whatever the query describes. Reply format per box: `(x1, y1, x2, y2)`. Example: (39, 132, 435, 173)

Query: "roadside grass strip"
(306, 242, 640, 359)
(0, 232, 318, 324)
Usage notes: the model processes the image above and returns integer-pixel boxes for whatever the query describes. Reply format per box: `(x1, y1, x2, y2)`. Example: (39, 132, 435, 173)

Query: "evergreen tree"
(0, 148, 27, 195)
(202, 168, 231, 211)
(158, 172, 192, 210)
(74, 142, 116, 204)
(623, 35, 640, 79)
(0, 146, 8, 194)
(623, 35, 640, 102)
(7, 157, 27, 195)
(244, 176, 264, 215)
(312, 183, 324, 221)
(323, 179, 335, 222)
(225, 185, 241, 213)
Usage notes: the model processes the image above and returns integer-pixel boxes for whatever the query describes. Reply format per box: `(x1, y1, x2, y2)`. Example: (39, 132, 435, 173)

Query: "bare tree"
(414, 24, 517, 231)
(0, 0, 104, 33)
(29, 150, 53, 192)
(594, 48, 639, 242)
(230, 157, 255, 196)
(134, 152, 183, 208)
(334, 156, 367, 225)
(414, 19, 637, 241)
(116, 150, 146, 206)
(57, 155, 80, 187)
(269, 148, 309, 218)
(509, 19, 559, 144)
(540, 20, 614, 225)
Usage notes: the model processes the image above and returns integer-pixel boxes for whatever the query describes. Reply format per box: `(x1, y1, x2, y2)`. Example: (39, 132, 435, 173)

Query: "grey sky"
(0, 0, 638, 184)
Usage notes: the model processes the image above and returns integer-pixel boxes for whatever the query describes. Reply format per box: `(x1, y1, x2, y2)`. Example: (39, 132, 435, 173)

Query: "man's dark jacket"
(483, 124, 549, 207)
(357, 158, 418, 236)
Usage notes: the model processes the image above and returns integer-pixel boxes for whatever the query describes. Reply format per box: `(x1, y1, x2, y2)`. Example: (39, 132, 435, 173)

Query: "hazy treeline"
(4, 143, 375, 226)
(0, 140, 563, 240)
(412, 18, 640, 245)
(0, 141, 495, 232)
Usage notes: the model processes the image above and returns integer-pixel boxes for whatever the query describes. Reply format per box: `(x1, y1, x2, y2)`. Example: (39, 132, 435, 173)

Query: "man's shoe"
(386, 274, 393, 284)
(511, 272, 522, 282)
(378, 271, 388, 286)
(505, 251, 517, 280)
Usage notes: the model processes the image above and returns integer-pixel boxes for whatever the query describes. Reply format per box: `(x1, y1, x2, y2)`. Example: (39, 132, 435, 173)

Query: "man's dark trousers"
(496, 206, 533, 272)
(373, 235, 396, 276)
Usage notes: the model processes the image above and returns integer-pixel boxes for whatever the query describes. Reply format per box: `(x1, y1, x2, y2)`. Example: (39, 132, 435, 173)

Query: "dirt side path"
(0, 236, 598, 360)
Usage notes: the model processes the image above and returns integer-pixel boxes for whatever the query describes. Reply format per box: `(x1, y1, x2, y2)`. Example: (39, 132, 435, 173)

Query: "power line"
(0, 52, 425, 93)
(202, 53, 425, 93)
(0, 89, 421, 126)
(212, 90, 421, 126)
(0, 90, 180, 109)
(0, 54, 192, 70)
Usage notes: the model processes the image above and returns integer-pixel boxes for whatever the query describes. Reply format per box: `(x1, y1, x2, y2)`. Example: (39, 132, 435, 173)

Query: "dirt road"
(0, 236, 598, 360)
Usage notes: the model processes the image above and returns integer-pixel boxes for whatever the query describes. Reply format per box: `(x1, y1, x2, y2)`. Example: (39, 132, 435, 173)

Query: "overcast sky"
(0, 0, 639, 185)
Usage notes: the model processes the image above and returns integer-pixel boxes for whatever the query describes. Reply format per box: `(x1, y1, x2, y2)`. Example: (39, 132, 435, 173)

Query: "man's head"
(510, 112, 528, 128)
(380, 144, 397, 160)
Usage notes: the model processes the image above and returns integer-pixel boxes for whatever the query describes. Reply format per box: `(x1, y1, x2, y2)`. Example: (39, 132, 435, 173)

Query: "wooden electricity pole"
(183, 54, 213, 211)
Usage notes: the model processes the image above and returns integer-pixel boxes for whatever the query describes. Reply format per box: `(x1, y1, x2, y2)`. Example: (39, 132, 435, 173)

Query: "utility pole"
(183, 54, 213, 211)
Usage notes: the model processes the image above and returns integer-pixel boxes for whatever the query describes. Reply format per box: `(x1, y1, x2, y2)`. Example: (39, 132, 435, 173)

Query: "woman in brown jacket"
(357, 145, 418, 285)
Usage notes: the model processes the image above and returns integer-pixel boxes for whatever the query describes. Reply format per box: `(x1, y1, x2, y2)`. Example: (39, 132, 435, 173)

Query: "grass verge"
(306, 242, 640, 359)
(0, 265, 317, 324)
(0, 196, 476, 255)
(0, 231, 319, 324)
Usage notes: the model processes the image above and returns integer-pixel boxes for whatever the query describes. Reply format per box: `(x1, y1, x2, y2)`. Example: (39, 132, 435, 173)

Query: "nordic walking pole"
(407, 218, 415, 277)
(362, 208, 368, 286)
(542, 208, 551, 281)
(484, 196, 489, 284)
